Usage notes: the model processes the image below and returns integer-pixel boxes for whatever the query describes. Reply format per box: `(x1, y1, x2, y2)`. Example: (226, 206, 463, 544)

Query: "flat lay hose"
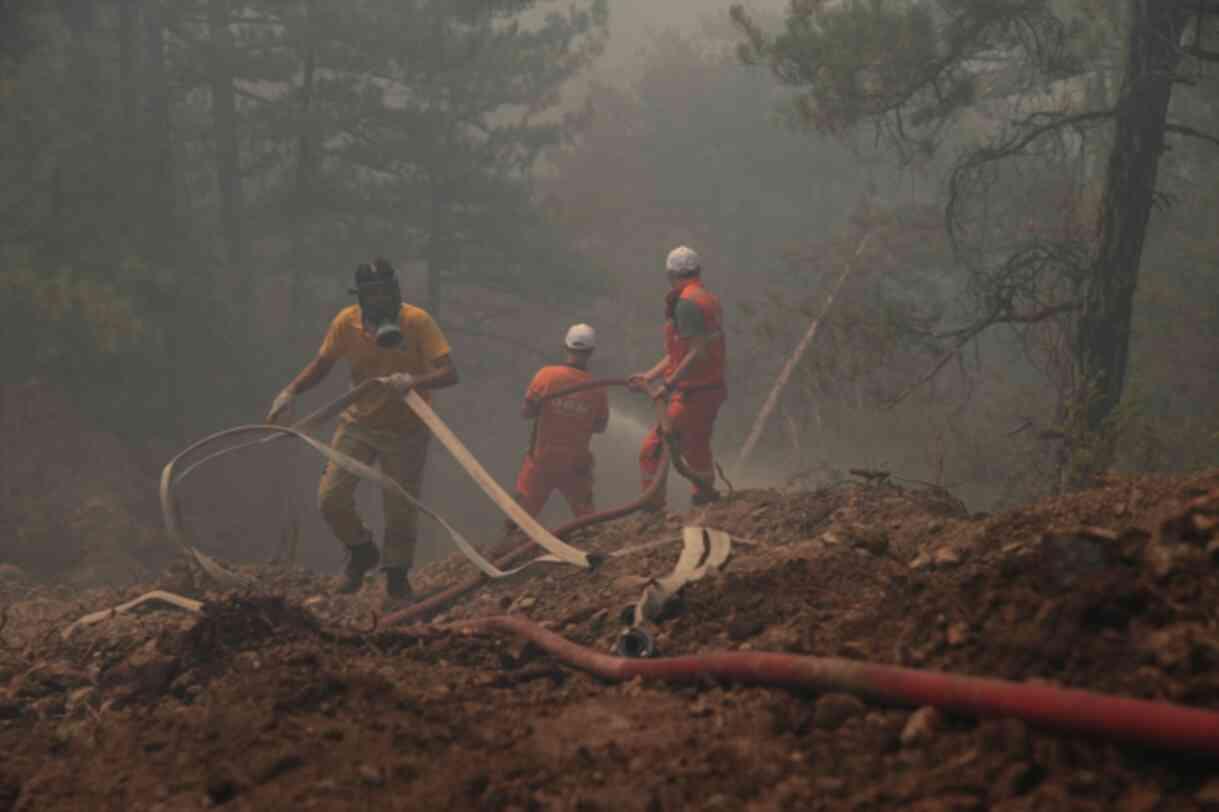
(437, 615, 1219, 758)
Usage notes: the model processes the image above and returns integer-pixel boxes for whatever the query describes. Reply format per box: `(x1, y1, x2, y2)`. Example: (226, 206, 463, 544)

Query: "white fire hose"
(159, 378, 590, 587)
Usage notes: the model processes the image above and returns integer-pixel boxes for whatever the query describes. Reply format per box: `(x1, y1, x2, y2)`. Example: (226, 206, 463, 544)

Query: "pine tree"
(735, 0, 1219, 484)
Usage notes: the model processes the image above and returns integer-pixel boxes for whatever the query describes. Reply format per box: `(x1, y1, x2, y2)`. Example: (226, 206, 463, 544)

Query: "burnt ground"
(5, 471, 1219, 810)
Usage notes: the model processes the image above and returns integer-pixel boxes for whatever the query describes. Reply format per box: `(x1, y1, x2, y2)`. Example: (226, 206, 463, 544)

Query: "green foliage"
(732, 0, 1078, 159)
(736, 0, 939, 134)
(0, 258, 150, 383)
(735, 0, 1219, 490)
(0, 251, 202, 437)
(0, 0, 613, 448)
(225, 0, 610, 304)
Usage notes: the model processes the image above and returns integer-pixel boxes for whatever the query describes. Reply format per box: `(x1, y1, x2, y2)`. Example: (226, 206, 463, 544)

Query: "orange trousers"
(514, 455, 595, 518)
(640, 387, 725, 502)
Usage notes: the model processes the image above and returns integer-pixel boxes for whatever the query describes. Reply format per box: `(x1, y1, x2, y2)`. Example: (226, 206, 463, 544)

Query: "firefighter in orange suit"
(629, 246, 725, 509)
(513, 324, 610, 518)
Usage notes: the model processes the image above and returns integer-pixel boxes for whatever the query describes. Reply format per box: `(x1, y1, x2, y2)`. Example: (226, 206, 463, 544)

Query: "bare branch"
(1165, 122, 1219, 148)
(964, 110, 1115, 168)
(947, 109, 1115, 249)
(933, 301, 1079, 340)
(1185, 45, 1219, 62)
(886, 298, 1079, 409)
(734, 0, 1072, 154)
(884, 329, 983, 409)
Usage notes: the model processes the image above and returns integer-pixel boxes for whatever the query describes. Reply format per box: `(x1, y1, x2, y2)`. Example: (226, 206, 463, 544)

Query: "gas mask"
(351, 261, 404, 349)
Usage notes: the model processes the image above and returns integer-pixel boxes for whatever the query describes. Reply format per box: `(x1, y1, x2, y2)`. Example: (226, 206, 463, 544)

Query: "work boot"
(384, 567, 415, 606)
(639, 483, 667, 514)
(691, 488, 721, 507)
(337, 542, 380, 594)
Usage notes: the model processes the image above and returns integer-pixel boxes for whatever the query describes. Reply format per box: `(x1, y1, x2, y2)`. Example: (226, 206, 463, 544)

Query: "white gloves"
(382, 372, 416, 395)
(266, 389, 295, 424)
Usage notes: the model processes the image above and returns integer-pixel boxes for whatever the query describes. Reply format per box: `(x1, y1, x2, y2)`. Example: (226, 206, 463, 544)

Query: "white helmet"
(564, 323, 596, 351)
(665, 245, 701, 275)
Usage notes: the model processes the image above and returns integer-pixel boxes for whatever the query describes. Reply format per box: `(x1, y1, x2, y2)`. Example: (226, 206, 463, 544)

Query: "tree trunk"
(142, 0, 177, 264)
(118, 0, 138, 120)
(208, 0, 242, 268)
(293, 12, 317, 218)
(1072, 0, 1189, 476)
(48, 0, 97, 271)
(142, 0, 185, 443)
(290, 0, 319, 344)
(118, 0, 139, 254)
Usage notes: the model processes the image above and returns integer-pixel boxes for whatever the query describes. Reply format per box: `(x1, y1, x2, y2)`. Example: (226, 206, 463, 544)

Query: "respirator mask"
(351, 261, 404, 349)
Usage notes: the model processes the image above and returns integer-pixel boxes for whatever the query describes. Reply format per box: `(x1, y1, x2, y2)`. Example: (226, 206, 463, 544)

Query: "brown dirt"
(5, 470, 1219, 810)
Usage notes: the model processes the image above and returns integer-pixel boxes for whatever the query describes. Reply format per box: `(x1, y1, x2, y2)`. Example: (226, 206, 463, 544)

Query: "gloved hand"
(649, 381, 672, 402)
(383, 372, 416, 395)
(266, 389, 295, 424)
(627, 373, 650, 393)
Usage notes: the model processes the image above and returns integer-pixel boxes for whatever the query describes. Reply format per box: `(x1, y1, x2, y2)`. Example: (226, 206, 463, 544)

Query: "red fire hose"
(438, 615, 1219, 757)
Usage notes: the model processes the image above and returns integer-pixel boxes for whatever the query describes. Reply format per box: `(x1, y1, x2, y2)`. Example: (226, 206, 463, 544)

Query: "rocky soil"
(4, 470, 1219, 810)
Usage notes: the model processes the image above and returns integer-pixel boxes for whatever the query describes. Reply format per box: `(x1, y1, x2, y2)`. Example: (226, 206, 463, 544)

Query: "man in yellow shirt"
(267, 258, 458, 602)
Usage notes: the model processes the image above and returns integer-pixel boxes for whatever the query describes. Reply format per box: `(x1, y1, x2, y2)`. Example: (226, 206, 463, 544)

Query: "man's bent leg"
(319, 421, 379, 546)
(557, 460, 596, 518)
(380, 428, 431, 573)
(318, 421, 381, 591)
(514, 455, 554, 519)
(669, 391, 724, 501)
(639, 425, 668, 510)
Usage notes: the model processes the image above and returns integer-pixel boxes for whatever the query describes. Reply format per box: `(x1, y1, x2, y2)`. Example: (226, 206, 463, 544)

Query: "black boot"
(384, 567, 415, 604)
(337, 542, 380, 594)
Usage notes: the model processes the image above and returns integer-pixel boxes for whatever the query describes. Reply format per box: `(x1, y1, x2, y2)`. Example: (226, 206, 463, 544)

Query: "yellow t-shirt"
(319, 303, 451, 431)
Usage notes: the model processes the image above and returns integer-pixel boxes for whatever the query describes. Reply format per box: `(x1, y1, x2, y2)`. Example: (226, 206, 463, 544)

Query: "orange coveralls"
(640, 279, 726, 500)
(515, 364, 610, 517)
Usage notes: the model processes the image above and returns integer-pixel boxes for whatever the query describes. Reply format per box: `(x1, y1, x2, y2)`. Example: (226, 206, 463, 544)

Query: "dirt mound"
(175, 595, 323, 662)
(4, 471, 1219, 809)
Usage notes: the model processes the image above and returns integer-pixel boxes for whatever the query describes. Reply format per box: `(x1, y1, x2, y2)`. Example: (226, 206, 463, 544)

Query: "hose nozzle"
(614, 627, 657, 659)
